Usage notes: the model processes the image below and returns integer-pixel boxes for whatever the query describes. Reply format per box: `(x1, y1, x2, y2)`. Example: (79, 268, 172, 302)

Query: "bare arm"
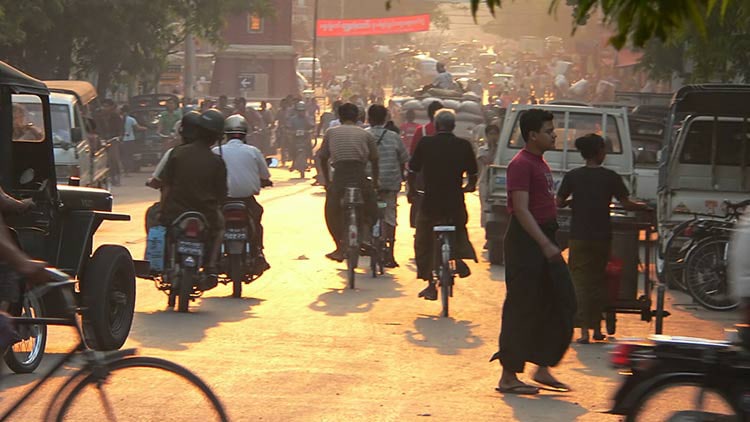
(620, 196, 649, 211)
(510, 190, 561, 260)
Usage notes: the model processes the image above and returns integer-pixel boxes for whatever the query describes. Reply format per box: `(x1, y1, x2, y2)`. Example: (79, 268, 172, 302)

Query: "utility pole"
(184, 32, 196, 100)
(312, 0, 319, 91)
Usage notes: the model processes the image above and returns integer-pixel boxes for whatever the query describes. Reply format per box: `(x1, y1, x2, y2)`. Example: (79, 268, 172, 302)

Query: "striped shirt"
(319, 123, 378, 165)
(367, 126, 408, 191)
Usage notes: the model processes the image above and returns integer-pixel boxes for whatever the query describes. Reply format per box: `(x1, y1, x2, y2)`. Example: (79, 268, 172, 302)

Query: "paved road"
(0, 166, 739, 421)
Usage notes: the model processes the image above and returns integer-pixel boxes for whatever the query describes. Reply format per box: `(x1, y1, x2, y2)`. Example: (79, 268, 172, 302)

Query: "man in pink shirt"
(407, 101, 442, 228)
(490, 109, 575, 395)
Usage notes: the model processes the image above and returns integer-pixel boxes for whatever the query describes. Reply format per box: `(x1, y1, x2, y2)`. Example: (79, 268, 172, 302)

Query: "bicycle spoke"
(97, 385, 119, 422)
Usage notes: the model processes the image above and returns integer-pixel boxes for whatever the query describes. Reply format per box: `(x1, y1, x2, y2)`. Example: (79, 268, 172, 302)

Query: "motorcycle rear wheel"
(177, 268, 196, 313)
(625, 381, 738, 422)
(229, 255, 244, 298)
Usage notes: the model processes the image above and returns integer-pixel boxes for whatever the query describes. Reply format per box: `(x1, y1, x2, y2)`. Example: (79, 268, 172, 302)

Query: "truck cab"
(658, 85, 750, 236)
(484, 103, 635, 264)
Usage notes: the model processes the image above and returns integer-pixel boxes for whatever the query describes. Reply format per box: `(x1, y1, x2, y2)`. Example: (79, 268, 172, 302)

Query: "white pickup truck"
(483, 103, 636, 265)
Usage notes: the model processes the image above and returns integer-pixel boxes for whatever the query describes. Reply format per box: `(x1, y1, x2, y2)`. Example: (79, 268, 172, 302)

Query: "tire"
(659, 223, 692, 291)
(624, 380, 738, 422)
(488, 239, 504, 265)
(440, 266, 451, 318)
(177, 267, 196, 313)
(53, 356, 229, 422)
(684, 238, 738, 311)
(81, 245, 136, 351)
(4, 293, 47, 373)
(228, 254, 244, 298)
(347, 246, 357, 289)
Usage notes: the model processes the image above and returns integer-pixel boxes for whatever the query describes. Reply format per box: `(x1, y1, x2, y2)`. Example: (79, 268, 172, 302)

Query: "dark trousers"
(120, 140, 136, 173)
(414, 206, 477, 281)
(228, 196, 264, 253)
(493, 216, 576, 373)
(324, 162, 377, 249)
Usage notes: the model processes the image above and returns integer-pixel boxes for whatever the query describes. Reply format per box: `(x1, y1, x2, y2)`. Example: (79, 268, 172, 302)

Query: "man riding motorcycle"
(159, 108, 228, 285)
(213, 114, 272, 275)
(285, 101, 315, 174)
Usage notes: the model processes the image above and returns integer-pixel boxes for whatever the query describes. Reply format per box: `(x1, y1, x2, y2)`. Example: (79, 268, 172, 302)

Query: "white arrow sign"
(240, 78, 251, 88)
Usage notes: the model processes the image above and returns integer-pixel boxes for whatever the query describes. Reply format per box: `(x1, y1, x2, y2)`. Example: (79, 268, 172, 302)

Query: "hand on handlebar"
(18, 198, 35, 213)
(18, 260, 50, 286)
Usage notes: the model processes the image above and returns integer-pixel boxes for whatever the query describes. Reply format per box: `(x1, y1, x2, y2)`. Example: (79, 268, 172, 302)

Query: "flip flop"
(593, 333, 607, 341)
(533, 378, 571, 392)
(495, 384, 540, 395)
(575, 338, 590, 344)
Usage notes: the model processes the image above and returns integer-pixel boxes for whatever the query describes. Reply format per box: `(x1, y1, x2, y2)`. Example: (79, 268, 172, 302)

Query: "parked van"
(16, 80, 109, 187)
(484, 103, 635, 264)
(296, 57, 322, 82)
(658, 85, 750, 232)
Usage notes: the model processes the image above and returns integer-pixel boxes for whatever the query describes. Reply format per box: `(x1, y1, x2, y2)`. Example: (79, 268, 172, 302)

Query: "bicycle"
(342, 186, 363, 289)
(433, 225, 456, 318)
(1, 268, 229, 422)
(370, 201, 388, 278)
(659, 199, 750, 291)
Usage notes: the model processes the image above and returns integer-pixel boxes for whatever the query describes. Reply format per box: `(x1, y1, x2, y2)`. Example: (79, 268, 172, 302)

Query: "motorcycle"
(290, 129, 314, 179)
(219, 201, 264, 298)
(146, 211, 213, 313)
(609, 326, 750, 421)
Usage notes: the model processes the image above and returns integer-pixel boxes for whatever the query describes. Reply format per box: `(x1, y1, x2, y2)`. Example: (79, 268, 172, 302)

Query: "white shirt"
(212, 138, 270, 198)
(433, 72, 457, 90)
(123, 115, 138, 141)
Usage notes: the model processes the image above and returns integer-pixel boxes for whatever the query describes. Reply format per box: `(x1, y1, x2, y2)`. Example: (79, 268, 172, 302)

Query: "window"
(50, 104, 72, 145)
(680, 119, 750, 166)
(11, 94, 46, 143)
(247, 14, 263, 33)
(508, 111, 622, 153)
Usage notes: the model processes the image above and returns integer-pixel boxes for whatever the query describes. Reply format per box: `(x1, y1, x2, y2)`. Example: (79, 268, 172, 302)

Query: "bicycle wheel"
(659, 224, 692, 291)
(4, 293, 46, 373)
(439, 238, 452, 318)
(53, 356, 229, 421)
(684, 237, 738, 311)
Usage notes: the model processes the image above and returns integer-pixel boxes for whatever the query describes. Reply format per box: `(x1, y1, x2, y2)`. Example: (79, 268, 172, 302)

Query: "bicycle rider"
(319, 102, 379, 262)
(408, 109, 477, 300)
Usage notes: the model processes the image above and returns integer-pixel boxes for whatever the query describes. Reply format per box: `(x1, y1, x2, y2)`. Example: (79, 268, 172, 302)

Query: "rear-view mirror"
(19, 168, 35, 185)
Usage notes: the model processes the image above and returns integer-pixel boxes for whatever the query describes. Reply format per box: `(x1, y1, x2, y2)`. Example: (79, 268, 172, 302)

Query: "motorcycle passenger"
(159, 109, 228, 285)
(319, 102, 379, 262)
(366, 104, 408, 268)
(213, 114, 272, 275)
(147, 110, 201, 191)
(285, 101, 315, 172)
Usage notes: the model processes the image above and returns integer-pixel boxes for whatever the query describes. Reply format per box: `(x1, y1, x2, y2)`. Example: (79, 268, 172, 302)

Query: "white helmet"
(224, 114, 248, 135)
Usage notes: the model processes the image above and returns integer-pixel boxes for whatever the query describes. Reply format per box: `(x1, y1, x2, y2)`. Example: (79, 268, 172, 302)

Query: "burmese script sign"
(316, 14, 430, 37)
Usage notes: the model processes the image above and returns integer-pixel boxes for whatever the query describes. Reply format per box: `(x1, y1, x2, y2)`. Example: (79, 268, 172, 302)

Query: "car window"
(680, 119, 750, 165)
(50, 104, 72, 145)
(633, 139, 661, 164)
(508, 111, 622, 154)
(12, 94, 46, 143)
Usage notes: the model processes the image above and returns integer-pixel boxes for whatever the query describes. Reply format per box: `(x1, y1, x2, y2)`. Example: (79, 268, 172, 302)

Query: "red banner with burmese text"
(316, 14, 430, 37)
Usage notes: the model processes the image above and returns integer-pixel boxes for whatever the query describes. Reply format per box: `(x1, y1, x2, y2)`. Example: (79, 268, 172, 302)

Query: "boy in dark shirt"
(556, 134, 648, 343)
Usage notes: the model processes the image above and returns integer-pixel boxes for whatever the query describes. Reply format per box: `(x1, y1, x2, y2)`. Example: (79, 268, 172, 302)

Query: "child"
(556, 134, 649, 343)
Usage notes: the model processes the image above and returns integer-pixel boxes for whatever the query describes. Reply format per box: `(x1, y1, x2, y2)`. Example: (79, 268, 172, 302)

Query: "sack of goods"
(420, 97, 442, 108)
(443, 99, 461, 110)
(461, 92, 482, 102)
(457, 101, 483, 116)
(402, 99, 425, 111)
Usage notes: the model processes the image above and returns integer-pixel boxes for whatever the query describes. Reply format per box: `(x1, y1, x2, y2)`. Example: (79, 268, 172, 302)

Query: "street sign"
(239, 75, 256, 90)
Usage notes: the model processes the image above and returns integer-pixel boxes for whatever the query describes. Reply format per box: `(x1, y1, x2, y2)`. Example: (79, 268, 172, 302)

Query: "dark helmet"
(179, 110, 202, 140)
(198, 108, 225, 137)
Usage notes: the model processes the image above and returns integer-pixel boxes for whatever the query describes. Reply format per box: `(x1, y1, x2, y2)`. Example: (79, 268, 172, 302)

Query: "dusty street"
(0, 166, 740, 421)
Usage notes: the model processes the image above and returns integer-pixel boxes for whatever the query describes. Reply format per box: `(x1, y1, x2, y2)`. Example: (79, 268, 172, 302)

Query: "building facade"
(210, 0, 299, 100)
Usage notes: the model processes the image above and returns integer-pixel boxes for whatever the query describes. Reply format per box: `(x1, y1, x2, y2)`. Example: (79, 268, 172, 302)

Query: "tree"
(0, 0, 272, 95)
(465, 0, 735, 49)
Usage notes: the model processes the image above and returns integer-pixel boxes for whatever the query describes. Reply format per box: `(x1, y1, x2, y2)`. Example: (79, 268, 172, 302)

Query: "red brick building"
(210, 0, 298, 101)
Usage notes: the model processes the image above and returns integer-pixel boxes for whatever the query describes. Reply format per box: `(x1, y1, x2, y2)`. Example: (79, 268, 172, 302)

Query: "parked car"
(447, 64, 477, 79)
(488, 73, 515, 93)
(296, 57, 321, 82)
(3, 60, 146, 350)
(484, 103, 635, 264)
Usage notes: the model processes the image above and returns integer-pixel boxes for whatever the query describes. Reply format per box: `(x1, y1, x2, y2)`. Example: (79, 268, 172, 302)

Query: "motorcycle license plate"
(224, 229, 247, 240)
(177, 241, 203, 256)
(296, 130, 305, 137)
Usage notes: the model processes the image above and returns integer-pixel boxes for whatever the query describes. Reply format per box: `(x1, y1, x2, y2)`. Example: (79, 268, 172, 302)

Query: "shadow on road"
(569, 343, 617, 380)
(404, 315, 483, 355)
(130, 296, 264, 351)
(501, 393, 588, 421)
(308, 271, 404, 316)
(0, 353, 77, 391)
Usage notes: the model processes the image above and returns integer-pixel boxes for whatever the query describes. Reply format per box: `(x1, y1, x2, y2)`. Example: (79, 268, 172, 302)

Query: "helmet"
(179, 110, 202, 140)
(198, 108, 225, 136)
(294, 101, 306, 111)
(224, 114, 248, 135)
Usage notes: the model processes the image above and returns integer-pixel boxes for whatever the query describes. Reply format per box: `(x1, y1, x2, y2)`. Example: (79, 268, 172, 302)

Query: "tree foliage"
(0, 0, 271, 95)
(469, 0, 735, 49)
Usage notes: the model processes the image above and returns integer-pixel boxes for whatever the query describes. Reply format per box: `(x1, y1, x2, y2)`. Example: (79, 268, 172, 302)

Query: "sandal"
(495, 384, 540, 395)
(533, 377, 571, 392)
